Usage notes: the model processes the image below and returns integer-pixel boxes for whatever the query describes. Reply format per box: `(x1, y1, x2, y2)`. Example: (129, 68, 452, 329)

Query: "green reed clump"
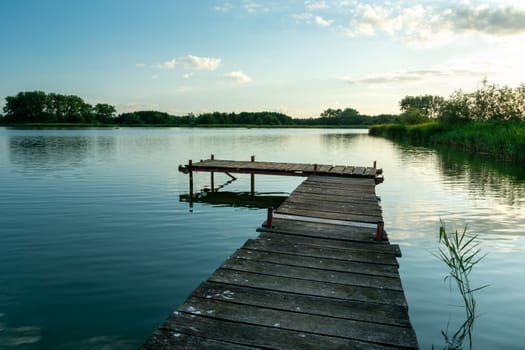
(436, 222, 488, 350)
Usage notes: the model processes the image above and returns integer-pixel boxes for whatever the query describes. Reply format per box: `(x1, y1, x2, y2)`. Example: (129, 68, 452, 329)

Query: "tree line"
(1, 91, 397, 126)
(3, 81, 523, 126)
(1, 91, 116, 124)
(397, 80, 525, 125)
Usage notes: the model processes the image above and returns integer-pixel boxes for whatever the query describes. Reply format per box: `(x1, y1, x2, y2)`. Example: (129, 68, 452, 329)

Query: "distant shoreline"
(0, 123, 369, 129)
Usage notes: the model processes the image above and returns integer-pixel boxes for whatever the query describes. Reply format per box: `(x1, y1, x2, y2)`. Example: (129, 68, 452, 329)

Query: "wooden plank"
(263, 218, 378, 242)
(177, 297, 418, 348)
(242, 238, 399, 266)
(141, 328, 262, 349)
(296, 182, 377, 194)
(156, 312, 402, 350)
(316, 164, 333, 172)
(209, 269, 408, 307)
(257, 232, 401, 257)
(292, 185, 377, 196)
(352, 166, 366, 175)
(222, 256, 403, 290)
(329, 165, 346, 174)
(231, 248, 399, 277)
(279, 199, 383, 216)
(284, 195, 381, 209)
(343, 166, 356, 174)
(276, 206, 382, 224)
(283, 197, 382, 214)
(364, 167, 378, 176)
(192, 282, 412, 327)
(303, 176, 376, 185)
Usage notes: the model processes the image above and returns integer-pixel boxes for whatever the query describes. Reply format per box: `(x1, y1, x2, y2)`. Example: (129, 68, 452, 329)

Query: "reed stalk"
(435, 221, 488, 350)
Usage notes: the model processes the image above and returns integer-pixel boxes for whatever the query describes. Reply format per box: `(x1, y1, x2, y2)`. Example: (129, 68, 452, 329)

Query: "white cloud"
(179, 55, 221, 71)
(224, 71, 252, 84)
(155, 55, 221, 71)
(314, 15, 333, 27)
(243, 1, 266, 13)
(183, 73, 192, 79)
(214, 2, 233, 13)
(305, 1, 328, 10)
(293, 12, 313, 22)
(344, 67, 482, 85)
(346, 2, 525, 46)
(135, 63, 146, 68)
(159, 59, 177, 69)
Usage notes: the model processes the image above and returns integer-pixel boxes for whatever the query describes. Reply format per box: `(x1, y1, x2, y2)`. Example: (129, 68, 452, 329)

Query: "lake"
(0, 127, 524, 349)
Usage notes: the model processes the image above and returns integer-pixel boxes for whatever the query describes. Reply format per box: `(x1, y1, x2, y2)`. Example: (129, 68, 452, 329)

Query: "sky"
(1, 0, 525, 118)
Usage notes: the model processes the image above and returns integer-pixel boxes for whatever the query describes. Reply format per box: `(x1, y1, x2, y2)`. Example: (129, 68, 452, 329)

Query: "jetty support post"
(376, 221, 385, 241)
(264, 207, 274, 228)
(210, 154, 215, 192)
(250, 155, 255, 195)
(374, 160, 377, 169)
(314, 163, 318, 175)
(188, 160, 194, 207)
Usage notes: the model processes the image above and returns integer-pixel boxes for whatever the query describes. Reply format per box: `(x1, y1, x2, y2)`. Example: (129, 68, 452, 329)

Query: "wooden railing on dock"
(141, 159, 418, 349)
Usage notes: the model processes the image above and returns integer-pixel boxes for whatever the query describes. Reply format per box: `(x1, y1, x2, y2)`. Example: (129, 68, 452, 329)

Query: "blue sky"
(1, 0, 525, 117)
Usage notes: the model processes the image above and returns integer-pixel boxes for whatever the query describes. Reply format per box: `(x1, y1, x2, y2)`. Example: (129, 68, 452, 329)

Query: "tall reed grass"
(435, 222, 488, 350)
(369, 121, 525, 162)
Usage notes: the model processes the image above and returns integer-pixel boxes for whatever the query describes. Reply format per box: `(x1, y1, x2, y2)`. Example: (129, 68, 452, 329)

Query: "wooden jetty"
(141, 158, 418, 349)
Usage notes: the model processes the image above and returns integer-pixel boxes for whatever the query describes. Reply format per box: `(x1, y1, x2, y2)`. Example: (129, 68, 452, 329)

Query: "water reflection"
(180, 191, 288, 209)
(435, 148, 525, 207)
(8, 135, 116, 174)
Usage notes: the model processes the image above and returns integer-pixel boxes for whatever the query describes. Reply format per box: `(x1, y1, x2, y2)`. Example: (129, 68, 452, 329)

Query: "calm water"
(0, 127, 524, 349)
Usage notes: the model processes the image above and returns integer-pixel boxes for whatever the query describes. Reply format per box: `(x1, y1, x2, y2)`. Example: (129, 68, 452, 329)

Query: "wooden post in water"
(210, 154, 215, 192)
(265, 207, 274, 228)
(376, 221, 385, 241)
(250, 155, 255, 195)
(374, 160, 377, 169)
(188, 160, 194, 208)
(313, 163, 318, 175)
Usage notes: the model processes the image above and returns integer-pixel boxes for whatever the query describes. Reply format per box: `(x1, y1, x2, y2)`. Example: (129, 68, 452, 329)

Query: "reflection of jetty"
(180, 191, 288, 209)
(142, 157, 418, 349)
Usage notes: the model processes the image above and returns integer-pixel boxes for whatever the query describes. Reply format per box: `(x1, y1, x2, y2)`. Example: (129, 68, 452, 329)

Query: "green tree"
(93, 103, 116, 123)
(3, 91, 49, 123)
(399, 107, 429, 124)
(400, 95, 444, 118)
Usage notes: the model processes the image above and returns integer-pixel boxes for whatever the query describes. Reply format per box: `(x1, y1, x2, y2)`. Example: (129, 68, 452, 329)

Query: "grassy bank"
(369, 121, 525, 163)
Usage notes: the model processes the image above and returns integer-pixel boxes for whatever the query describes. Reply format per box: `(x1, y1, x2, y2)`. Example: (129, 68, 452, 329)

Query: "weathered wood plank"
(157, 312, 403, 350)
(282, 197, 382, 215)
(177, 297, 418, 348)
(263, 218, 378, 242)
(276, 206, 382, 223)
(192, 282, 412, 327)
(279, 199, 383, 216)
(222, 255, 403, 290)
(257, 231, 401, 256)
(208, 269, 407, 306)
(242, 239, 399, 266)
(317, 164, 333, 172)
(141, 328, 263, 349)
(329, 165, 346, 173)
(352, 166, 366, 175)
(230, 248, 399, 277)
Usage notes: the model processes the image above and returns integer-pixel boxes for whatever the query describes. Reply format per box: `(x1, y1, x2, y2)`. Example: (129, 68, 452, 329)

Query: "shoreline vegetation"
(2, 80, 525, 163)
(369, 80, 525, 163)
